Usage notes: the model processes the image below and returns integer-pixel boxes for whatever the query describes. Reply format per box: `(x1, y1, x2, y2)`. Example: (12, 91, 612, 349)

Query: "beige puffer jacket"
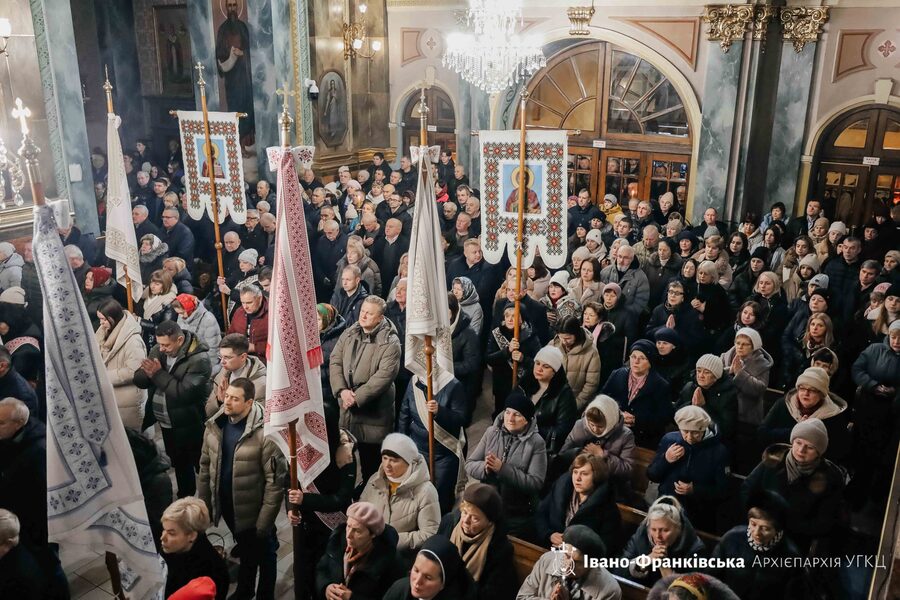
(359, 453, 440, 552)
(205, 356, 268, 417)
(197, 402, 287, 534)
(96, 312, 147, 430)
(551, 333, 602, 410)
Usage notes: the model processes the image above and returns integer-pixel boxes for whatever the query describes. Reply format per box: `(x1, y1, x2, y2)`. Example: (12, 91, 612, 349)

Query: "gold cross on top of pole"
(12, 98, 31, 136)
(194, 62, 207, 87)
(275, 87, 296, 114)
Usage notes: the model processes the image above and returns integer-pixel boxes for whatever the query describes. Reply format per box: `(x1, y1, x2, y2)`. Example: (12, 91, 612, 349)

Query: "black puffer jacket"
(519, 367, 578, 456)
(536, 472, 622, 554)
(163, 533, 229, 600)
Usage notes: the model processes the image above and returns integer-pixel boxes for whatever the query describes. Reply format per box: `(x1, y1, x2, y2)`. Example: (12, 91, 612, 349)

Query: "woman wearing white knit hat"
(674, 354, 738, 448)
(721, 327, 774, 426)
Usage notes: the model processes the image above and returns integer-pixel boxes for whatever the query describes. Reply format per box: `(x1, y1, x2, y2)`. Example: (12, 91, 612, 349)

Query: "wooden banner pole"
(511, 91, 528, 388)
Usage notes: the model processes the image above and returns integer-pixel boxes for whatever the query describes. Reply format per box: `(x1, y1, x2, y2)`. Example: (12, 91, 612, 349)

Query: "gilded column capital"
(752, 5, 778, 44)
(780, 6, 830, 53)
(702, 4, 754, 52)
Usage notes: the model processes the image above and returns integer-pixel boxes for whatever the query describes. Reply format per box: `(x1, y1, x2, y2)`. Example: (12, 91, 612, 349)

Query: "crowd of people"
(0, 139, 899, 600)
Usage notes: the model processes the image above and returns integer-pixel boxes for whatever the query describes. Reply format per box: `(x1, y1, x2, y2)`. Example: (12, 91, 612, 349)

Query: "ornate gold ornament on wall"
(567, 5, 596, 36)
(751, 5, 777, 45)
(702, 5, 754, 52)
(780, 6, 829, 53)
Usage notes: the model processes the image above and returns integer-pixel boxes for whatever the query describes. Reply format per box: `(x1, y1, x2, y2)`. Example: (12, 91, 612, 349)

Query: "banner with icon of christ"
(479, 129, 567, 268)
(176, 110, 247, 224)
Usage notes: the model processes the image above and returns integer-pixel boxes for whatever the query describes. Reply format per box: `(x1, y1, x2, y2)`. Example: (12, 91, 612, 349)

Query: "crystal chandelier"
(443, 0, 546, 94)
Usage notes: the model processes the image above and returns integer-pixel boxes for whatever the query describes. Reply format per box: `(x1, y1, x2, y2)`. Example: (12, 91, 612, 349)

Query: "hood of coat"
(209, 398, 265, 440)
(555, 332, 595, 360)
(140, 241, 169, 264)
(154, 330, 209, 362)
(181, 302, 212, 327)
(452, 311, 472, 338)
(784, 388, 847, 422)
(0, 252, 24, 270)
(583, 395, 623, 438)
(375, 453, 430, 494)
(99, 311, 143, 358)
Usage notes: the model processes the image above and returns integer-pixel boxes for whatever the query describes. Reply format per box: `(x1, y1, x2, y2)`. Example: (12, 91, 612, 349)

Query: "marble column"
(186, 1, 220, 110)
(691, 41, 744, 224)
(763, 45, 816, 215)
(30, 0, 99, 236)
(248, 1, 277, 178)
(456, 79, 491, 188)
(271, 0, 315, 146)
(93, 0, 142, 147)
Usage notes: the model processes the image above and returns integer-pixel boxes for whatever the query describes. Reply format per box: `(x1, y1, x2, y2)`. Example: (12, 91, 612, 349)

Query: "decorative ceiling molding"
(833, 29, 881, 82)
(400, 28, 425, 66)
(615, 17, 700, 70)
(780, 6, 830, 53)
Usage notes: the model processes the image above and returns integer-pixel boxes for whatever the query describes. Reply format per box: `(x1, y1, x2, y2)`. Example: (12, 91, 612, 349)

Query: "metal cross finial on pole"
(12, 99, 44, 206)
(194, 61, 207, 87)
(103, 65, 114, 114)
(12, 98, 31, 136)
(276, 86, 296, 148)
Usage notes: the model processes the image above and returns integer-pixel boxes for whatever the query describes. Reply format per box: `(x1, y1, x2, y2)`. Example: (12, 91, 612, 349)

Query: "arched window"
(401, 87, 456, 163)
(811, 105, 900, 227)
(518, 41, 692, 206)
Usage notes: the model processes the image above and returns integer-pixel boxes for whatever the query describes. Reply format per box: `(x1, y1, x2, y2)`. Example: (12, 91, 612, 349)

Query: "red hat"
(88, 267, 112, 288)
(174, 293, 199, 316)
(169, 577, 217, 600)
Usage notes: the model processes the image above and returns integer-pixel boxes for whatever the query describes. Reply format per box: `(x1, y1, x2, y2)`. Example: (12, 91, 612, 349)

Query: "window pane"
(563, 100, 597, 132)
(608, 101, 641, 134)
(834, 119, 868, 148)
(626, 60, 663, 105)
(609, 50, 638, 99)
(572, 50, 599, 98)
(883, 120, 900, 150)
(607, 49, 688, 138)
(549, 59, 582, 104)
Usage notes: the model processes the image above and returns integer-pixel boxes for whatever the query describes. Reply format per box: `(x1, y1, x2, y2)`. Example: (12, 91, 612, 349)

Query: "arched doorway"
(811, 105, 900, 227)
(516, 41, 693, 208)
(401, 87, 457, 165)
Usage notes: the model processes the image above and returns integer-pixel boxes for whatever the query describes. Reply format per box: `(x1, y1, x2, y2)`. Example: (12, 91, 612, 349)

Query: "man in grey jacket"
(329, 295, 402, 480)
(197, 377, 286, 600)
(599, 245, 650, 318)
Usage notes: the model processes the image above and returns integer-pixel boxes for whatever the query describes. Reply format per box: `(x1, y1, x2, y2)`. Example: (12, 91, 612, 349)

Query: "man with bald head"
(374, 217, 409, 296)
(0, 398, 46, 553)
(599, 244, 650, 317)
(222, 230, 245, 282)
(132, 204, 161, 240)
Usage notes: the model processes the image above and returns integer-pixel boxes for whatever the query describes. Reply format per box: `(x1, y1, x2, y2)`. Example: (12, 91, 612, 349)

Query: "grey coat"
(466, 414, 548, 518)
(197, 402, 287, 534)
(178, 303, 222, 377)
(721, 347, 773, 425)
(600, 257, 651, 317)
(0, 252, 23, 292)
(559, 415, 636, 483)
(517, 551, 622, 600)
(329, 317, 402, 442)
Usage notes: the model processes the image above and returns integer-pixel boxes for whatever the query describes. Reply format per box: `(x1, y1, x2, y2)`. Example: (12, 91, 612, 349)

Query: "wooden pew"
(509, 535, 651, 599)
(630, 446, 656, 500)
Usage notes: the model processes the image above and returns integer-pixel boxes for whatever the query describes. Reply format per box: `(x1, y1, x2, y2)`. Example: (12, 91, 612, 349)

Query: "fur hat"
(790, 418, 828, 455)
(746, 490, 789, 531)
(735, 327, 762, 351)
(813, 217, 830, 231)
(504, 389, 536, 422)
(695, 354, 724, 380)
(462, 483, 503, 523)
(238, 248, 258, 265)
(795, 366, 830, 398)
(535, 345, 564, 372)
(346, 502, 385, 536)
(674, 406, 711, 432)
(381, 433, 419, 465)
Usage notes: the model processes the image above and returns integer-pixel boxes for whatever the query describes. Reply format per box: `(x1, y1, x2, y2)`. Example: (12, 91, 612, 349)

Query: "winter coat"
(134, 330, 213, 446)
(0, 304, 42, 385)
(452, 312, 482, 400)
(551, 334, 602, 409)
(486, 322, 541, 404)
(645, 301, 705, 355)
(0, 369, 39, 421)
(558, 399, 636, 487)
(178, 303, 222, 377)
(568, 277, 604, 306)
(536, 473, 622, 554)
(644, 253, 684, 308)
(752, 292, 790, 363)
(139, 242, 168, 283)
(647, 573, 738, 600)
(693, 281, 732, 335)
(456, 281, 484, 336)
(519, 551, 623, 600)
(359, 454, 441, 552)
(315, 524, 403, 600)
(540, 292, 581, 332)
(96, 312, 148, 430)
(741, 443, 845, 551)
(0, 251, 23, 291)
(600, 300, 636, 382)
(692, 249, 733, 287)
(601, 367, 674, 448)
(822, 256, 861, 317)
(0, 543, 43, 600)
(489, 293, 552, 346)
(758, 389, 851, 463)
(675, 376, 738, 446)
(721, 347, 773, 425)
(647, 427, 729, 524)
(710, 526, 802, 600)
(435, 510, 516, 600)
(0, 419, 46, 549)
(620, 516, 705, 586)
(329, 317, 402, 443)
(205, 355, 267, 417)
(852, 335, 900, 392)
(160, 221, 195, 267)
(163, 533, 229, 600)
(728, 267, 760, 312)
(330, 283, 369, 325)
(226, 296, 269, 362)
(198, 402, 286, 534)
(654, 348, 692, 405)
(466, 415, 548, 520)
(334, 255, 382, 299)
(320, 313, 348, 400)
(519, 368, 578, 456)
(600, 256, 651, 317)
(139, 295, 177, 350)
(171, 267, 194, 295)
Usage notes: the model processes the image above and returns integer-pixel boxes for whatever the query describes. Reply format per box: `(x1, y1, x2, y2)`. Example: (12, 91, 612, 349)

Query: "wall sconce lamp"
(567, 3, 595, 36)
(342, 3, 382, 59)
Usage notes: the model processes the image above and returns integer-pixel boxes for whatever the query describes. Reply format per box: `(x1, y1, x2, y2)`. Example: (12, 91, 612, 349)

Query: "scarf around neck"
(785, 451, 820, 483)
(450, 521, 495, 582)
(627, 370, 648, 403)
(746, 526, 783, 552)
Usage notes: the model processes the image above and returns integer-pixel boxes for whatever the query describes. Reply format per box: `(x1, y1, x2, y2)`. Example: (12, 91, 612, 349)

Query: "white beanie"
(0, 242, 14, 259)
(674, 406, 712, 432)
(586, 229, 603, 245)
(549, 271, 570, 288)
(381, 433, 419, 464)
(535, 345, 565, 372)
(0, 286, 26, 306)
(828, 221, 848, 235)
(695, 354, 724, 379)
(735, 327, 762, 351)
(238, 248, 258, 265)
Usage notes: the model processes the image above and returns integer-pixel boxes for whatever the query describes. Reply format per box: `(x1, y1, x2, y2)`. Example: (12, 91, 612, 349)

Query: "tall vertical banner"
(263, 145, 330, 488)
(479, 129, 568, 268)
(34, 204, 164, 598)
(176, 110, 247, 224)
(105, 113, 143, 299)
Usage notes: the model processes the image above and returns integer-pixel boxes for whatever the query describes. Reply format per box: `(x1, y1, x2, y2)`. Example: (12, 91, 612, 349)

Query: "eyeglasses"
(667, 290, 684, 296)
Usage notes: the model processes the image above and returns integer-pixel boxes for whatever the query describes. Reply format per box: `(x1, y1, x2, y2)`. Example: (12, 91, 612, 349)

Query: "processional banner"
(479, 129, 568, 269)
(176, 110, 247, 224)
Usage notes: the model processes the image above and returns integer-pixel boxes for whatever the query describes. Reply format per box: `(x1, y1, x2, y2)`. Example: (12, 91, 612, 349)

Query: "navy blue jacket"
(601, 367, 673, 448)
(398, 378, 467, 461)
(535, 472, 622, 554)
(160, 221, 195, 267)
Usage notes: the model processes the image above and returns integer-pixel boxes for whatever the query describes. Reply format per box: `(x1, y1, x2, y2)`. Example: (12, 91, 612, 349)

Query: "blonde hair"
(0, 509, 19, 546)
(161, 497, 210, 533)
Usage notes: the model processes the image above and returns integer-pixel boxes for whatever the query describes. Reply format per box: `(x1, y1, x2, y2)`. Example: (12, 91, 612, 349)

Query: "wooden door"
(599, 149, 643, 204)
(567, 146, 599, 199)
(817, 163, 869, 225)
